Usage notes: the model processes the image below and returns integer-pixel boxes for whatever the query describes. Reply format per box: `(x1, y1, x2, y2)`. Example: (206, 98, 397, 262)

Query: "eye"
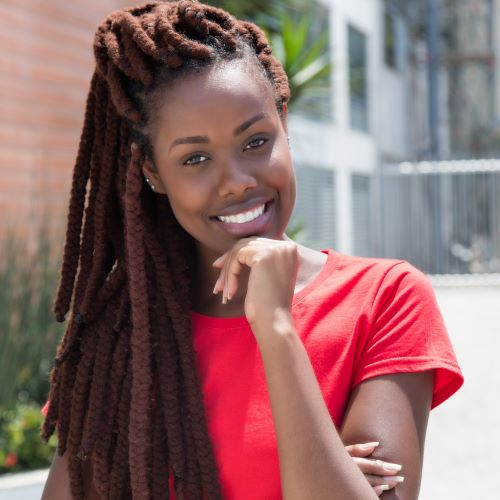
(183, 153, 210, 166)
(244, 137, 268, 151)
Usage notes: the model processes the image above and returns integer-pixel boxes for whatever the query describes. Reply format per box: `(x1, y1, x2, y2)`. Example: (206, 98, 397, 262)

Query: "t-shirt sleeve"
(352, 261, 464, 410)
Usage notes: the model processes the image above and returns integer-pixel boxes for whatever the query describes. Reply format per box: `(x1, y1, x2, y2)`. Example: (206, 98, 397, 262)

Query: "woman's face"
(143, 59, 296, 263)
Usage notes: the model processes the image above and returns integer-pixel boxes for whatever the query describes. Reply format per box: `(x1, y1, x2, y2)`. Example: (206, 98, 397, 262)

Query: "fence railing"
(378, 159, 500, 275)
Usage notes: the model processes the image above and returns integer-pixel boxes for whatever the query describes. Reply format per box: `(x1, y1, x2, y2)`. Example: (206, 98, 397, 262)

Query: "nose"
(216, 156, 258, 198)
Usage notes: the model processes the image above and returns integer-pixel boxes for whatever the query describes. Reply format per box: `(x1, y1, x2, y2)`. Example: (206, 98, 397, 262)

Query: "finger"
(213, 273, 224, 294)
(363, 474, 405, 488)
(364, 474, 391, 487)
(345, 442, 380, 457)
(212, 253, 228, 268)
(350, 457, 402, 476)
(224, 250, 250, 302)
(374, 484, 391, 496)
(373, 476, 405, 496)
(222, 247, 236, 304)
(224, 268, 240, 303)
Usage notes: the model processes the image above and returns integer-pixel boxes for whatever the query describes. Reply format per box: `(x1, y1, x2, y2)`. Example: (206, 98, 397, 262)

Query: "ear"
(280, 101, 289, 134)
(141, 156, 166, 195)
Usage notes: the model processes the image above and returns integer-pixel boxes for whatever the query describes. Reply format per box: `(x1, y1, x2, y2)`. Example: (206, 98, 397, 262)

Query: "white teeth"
(217, 204, 265, 224)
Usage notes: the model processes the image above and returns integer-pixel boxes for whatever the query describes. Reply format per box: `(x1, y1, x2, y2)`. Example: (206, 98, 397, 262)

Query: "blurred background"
(0, 0, 498, 498)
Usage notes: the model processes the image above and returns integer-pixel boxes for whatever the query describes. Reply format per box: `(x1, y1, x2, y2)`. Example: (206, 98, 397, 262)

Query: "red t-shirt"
(42, 248, 464, 499)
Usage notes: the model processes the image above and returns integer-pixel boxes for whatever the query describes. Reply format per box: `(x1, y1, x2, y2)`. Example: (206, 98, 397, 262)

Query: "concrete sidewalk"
(0, 469, 47, 499)
(420, 285, 499, 499)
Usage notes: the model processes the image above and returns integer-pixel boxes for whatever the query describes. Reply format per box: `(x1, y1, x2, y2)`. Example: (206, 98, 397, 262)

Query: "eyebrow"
(169, 113, 269, 152)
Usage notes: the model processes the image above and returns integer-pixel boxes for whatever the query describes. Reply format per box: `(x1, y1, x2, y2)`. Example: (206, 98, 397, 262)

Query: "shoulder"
(296, 247, 418, 305)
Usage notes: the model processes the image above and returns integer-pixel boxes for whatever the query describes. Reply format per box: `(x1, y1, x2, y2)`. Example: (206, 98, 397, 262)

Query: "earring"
(145, 176, 156, 191)
(287, 136, 291, 146)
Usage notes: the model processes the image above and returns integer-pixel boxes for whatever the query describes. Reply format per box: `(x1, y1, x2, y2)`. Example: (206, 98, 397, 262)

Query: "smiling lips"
(216, 203, 266, 224)
(211, 201, 273, 237)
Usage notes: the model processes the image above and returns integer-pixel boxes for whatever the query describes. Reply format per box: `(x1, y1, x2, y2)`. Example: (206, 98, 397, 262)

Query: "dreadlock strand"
(53, 74, 97, 322)
(70, 75, 108, 320)
(119, 10, 164, 63)
(107, 64, 143, 123)
(109, 354, 133, 498)
(40, 364, 61, 443)
(79, 291, 121, 458)
(124, 147, 154, 498)
(66, 332, 97, 500)
(93, 316, 131, 498)
(151, 400, 170, 500)
(158, 10, 212, 60)
(143, 222, 189, 481)
(78, 99, 121, 318)
(120, 26, 154, 85)
(52, 320, 84, 456)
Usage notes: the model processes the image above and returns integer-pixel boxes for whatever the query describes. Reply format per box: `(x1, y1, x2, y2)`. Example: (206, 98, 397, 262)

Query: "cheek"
(162, 180, 210, 236)
(267, 150, 296, 197)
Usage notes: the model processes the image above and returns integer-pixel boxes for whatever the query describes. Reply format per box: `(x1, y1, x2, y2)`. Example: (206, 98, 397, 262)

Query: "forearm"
(253, 308, 378, 500)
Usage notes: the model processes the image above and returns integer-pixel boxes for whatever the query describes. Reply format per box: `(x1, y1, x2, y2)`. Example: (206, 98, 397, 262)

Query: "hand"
(212, 237, 299, 329)
(344, 442, 404, 496)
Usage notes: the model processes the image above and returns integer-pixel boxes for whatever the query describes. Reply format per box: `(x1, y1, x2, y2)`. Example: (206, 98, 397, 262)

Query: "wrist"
(250, 307, 296, 345)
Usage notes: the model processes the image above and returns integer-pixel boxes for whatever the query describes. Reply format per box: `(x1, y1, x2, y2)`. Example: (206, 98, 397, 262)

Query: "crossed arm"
(255, 311, 434, 500)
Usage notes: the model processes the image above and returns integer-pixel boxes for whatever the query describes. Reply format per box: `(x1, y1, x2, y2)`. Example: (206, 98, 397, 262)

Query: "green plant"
(208, 0, 309, 24)
(0, 403, 57, 473)
(0, 227, 65, 409)
(267, 9, 331, 109)
(286, 219, 305, 241)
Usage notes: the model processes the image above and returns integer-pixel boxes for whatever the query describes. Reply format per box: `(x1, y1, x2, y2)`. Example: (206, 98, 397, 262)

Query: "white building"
(288, 0, 415, 257)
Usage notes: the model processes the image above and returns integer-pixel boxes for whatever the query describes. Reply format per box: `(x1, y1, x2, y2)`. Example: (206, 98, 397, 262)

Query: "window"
(384, 10, 396, 68)
(352, 174, 373, 256)
(289, 164, 337, 250)
(348, 25, 369, 132)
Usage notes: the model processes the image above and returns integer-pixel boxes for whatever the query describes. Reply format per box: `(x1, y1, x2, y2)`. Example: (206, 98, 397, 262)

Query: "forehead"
(154, 60, 278, 132)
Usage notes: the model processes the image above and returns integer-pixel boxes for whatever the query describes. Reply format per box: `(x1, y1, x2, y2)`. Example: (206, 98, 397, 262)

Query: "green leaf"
(291, 56, 331, 92)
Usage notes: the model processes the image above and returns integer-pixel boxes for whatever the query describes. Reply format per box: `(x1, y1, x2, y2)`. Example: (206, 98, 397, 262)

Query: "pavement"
(419, 284, 499, 500)
(0, 284, 498, 499)
(0, 469, 47, 499)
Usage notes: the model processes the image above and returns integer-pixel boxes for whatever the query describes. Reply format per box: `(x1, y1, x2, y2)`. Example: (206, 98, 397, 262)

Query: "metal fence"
(378, 159, 500, 275)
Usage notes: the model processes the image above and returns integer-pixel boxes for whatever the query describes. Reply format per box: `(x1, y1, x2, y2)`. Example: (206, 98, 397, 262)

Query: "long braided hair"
(40, 1, 290, 498)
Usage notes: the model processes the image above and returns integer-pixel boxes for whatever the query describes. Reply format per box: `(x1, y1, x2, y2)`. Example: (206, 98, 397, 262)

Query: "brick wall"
(0, 0, 130, 257)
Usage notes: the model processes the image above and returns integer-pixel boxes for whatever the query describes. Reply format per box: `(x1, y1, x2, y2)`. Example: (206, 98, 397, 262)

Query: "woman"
(40, 1, 464, 498)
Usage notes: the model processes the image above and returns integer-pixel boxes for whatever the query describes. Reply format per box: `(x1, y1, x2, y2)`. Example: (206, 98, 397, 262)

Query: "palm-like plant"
(267, 9, 331, 111)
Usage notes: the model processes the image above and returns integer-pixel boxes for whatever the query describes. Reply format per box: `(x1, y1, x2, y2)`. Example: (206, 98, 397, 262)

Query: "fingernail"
(360, 441, 380, 450)
(383, 476, 405, 484)
(374, 485, 391, 496)
(213, 284, 219, 295)
(383, 462, 402, 472)
(222, 295, 227, 305)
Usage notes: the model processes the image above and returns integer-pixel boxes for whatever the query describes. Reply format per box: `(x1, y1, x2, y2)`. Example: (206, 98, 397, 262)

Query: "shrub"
(0, 403, 56, 474)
